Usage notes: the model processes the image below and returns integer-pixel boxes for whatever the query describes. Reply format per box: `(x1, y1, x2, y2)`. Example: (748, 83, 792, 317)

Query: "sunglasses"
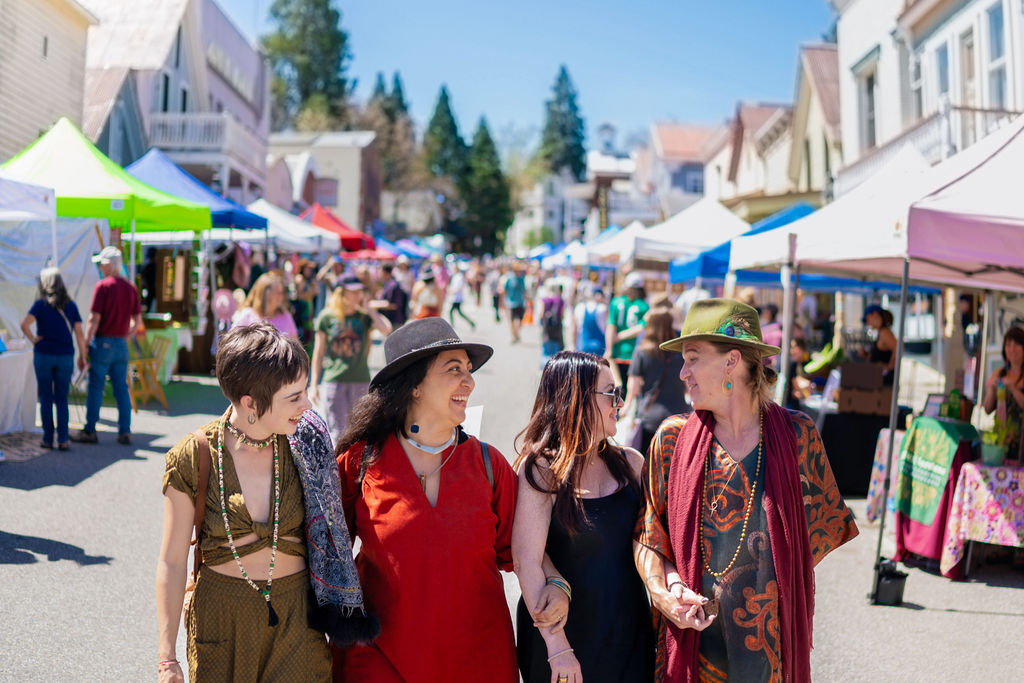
(595, 386, 625, 406)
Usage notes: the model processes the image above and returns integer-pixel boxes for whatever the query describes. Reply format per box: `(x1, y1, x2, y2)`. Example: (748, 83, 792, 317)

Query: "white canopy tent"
(248, 199, 341, 254)
(587, 220, 648, 264)
(633, 197, 749, 262)
(727, 115, 1024, 603)
(0, 173, 58, 263)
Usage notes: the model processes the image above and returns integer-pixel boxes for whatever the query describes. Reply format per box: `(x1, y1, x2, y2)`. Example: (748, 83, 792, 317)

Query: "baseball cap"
(91, 246, 122, 264)
(340, 274, 365, 290)
(624, 272, 645, 290)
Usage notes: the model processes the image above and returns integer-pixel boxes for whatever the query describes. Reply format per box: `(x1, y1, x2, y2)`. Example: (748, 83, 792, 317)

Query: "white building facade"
(834, 0, 1023, 193)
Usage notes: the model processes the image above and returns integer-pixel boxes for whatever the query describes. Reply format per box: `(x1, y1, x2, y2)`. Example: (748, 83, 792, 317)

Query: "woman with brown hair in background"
(513, 351, 654, 683)
(622, 309, 689, 456)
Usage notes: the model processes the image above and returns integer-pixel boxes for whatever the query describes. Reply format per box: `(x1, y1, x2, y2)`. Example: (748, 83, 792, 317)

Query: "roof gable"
(82, 0, 188, 70)
(650, 123, 719, 163)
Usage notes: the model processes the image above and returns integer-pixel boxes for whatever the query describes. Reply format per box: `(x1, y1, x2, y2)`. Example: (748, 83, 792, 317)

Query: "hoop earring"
(247, 413, 257, 425)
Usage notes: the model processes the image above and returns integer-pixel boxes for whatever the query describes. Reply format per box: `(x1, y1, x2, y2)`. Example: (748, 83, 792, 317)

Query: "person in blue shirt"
(501, 261, 528, 343)
(19, 267, 87, 450)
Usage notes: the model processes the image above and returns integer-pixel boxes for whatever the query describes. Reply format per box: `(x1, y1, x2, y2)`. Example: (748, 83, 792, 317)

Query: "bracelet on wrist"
(158, 659, 179, 667)
(547, 647, 573, 663)
(545, 575, 572, 601)
(667, 579, 688, 592)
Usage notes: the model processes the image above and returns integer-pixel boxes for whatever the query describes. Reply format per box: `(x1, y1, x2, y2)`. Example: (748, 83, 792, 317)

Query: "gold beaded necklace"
(700, 411, 763, 579)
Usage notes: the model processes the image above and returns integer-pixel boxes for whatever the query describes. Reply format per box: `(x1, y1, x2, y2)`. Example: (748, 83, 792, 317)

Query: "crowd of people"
(15, 243, 860, 682)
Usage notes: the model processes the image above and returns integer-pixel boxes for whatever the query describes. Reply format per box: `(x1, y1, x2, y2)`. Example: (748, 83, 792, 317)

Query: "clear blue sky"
(220, 0, 835, 151)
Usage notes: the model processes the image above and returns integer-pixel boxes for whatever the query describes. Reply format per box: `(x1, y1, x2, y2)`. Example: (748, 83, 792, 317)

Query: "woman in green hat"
(632, 298, 859, 682)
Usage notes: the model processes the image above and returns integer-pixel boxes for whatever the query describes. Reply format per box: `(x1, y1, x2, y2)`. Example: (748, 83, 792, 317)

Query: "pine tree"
(371, 72, 388, 103)
(389, 72, 409, 120)
(462, 118, 512, 254)
(539, 65, 587, 181)
(263, 0, 352, 129)
(422, 85, 467, 180)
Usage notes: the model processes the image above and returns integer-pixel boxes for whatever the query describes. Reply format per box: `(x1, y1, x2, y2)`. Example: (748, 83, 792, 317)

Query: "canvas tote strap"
(191, 429, 212, 581)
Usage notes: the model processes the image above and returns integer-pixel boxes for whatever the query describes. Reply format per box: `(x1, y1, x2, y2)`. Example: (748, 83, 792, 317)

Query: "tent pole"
(776, 233, 797, 405)
(130, 219, 136, 282)
(50, 216, 58, 267)
(871, 256, 910, 604)
(976, 291, 994, 429)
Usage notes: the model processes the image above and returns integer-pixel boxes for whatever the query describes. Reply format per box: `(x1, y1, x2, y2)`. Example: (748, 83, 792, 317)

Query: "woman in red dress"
(333, 318, 564, 681)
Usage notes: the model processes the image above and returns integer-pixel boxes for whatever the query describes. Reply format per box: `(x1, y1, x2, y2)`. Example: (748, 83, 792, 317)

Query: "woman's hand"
(77, 355, 87, 371)
(158, 661, 184, 683)
(308, 384, 319, 406)
(651, 581, 715, 632)
(531, 582, 570, 633)
(548, 648, 582, 683)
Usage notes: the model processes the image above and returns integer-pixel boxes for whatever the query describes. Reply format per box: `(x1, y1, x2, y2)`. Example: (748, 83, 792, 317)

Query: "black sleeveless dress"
(516, 484, 655, 682)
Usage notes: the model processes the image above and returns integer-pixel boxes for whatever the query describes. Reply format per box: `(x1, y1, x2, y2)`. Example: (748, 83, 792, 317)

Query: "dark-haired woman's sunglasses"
(595, 386, 625, 407)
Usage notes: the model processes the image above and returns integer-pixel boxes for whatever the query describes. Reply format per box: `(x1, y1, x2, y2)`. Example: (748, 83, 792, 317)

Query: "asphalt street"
(1, 296, 1021, 681)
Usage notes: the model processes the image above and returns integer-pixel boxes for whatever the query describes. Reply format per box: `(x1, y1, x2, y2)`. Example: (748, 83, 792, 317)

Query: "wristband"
(545, 575, 572, 601)
(547, 647, 573, 663)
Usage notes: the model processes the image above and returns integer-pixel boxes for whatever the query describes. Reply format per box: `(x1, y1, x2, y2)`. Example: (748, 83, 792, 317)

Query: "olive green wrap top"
(163, 419, 306, 566)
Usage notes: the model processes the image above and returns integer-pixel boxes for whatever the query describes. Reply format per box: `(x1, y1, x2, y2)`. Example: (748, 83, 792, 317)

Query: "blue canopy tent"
(394, 238, 432, 259)
(670, 203, 938, 295)
(126, 149, 267, 229)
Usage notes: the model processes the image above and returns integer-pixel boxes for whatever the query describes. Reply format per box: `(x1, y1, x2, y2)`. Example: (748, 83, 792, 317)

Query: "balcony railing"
(834, 103, 1020, 197)
(148, 112, 266, 178)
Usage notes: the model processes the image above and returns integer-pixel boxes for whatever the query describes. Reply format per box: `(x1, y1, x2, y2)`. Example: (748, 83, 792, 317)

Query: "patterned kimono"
(635, 409, 859, 682)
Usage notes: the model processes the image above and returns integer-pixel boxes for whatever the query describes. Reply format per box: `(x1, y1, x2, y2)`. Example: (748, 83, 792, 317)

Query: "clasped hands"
(652, 573, 716, 632)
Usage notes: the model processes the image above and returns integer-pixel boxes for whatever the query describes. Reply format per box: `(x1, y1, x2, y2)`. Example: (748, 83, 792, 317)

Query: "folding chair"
(128, 335, 171, 411)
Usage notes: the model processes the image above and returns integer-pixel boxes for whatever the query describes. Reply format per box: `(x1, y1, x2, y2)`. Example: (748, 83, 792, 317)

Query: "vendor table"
(892, 417, 977, 574)
(145, 326, 193, 383)
(0, 348, 38, 434)
(866, 428, 905, 523)
(940, 462, 1024, 577)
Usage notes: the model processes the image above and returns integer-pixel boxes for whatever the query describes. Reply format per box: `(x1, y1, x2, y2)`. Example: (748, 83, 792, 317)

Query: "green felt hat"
(660, 298, 781, 356)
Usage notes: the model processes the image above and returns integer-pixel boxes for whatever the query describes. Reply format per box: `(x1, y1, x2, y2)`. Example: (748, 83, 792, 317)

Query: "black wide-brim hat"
(370, 318, 494, 390)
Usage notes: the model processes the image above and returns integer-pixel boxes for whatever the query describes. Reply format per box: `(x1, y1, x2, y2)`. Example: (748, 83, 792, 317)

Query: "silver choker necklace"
(405, 428, 457, 455)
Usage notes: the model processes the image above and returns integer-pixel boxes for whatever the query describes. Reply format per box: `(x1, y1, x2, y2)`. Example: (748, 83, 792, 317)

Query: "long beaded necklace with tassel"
(217, 409, 281, 626)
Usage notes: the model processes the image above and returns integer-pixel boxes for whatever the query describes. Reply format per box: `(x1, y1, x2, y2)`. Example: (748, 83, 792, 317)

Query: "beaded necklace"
(225, 419, 275, 449)
(217, 410, 281, 626)
(700, 411, 763, 579)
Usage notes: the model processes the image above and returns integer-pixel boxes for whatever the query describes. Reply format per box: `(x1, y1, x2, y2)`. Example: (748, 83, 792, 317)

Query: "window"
(42, 36, 48, 58)
(986, 2, 1006, 109)
(160, 73, 170, 112)
(936, 44, 950, 98)
(860, 72, 877, 150)
(685, 170, 703, 194)
(909, 54, 923, 121)
(174, 27, 182, 68)
(180, 87, 188, 112)
(804, 138, 812, 190)
(823, 134, 832, 182)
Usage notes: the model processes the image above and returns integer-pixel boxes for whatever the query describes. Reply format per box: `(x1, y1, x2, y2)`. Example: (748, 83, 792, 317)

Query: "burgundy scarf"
(664, 404, 814, 682)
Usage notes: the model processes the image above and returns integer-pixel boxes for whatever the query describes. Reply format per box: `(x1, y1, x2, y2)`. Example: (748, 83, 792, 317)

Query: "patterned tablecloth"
(940, 462, 1024, 575)
(866, 428, 905, 523)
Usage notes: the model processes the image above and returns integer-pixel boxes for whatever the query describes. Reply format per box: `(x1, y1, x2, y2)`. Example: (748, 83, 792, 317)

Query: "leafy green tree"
(423, 86, 467, 180)
(262, 0, 352, 130)
(539, 65, 586, 181)
(462, 118, 512, 254)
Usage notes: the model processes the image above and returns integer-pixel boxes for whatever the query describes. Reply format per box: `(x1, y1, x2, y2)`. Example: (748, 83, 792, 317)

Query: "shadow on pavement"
(0, 530, 113, 566)
(0, 440, 148, 491)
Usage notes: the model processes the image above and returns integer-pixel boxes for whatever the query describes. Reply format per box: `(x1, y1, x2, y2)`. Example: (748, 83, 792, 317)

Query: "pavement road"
(1, 296, 1021, 681)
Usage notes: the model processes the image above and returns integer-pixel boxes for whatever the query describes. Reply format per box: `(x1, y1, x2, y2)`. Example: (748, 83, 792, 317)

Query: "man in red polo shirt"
(72, 246, 142, 445)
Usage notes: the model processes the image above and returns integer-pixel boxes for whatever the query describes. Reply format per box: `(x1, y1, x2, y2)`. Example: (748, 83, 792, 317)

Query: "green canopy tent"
(2, 117, 211, 277)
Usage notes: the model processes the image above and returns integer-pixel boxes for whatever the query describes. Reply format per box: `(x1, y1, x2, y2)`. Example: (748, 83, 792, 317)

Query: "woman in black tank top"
(864, 305, 897, 384)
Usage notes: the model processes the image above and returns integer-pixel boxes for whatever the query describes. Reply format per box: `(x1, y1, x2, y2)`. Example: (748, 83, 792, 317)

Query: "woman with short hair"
(20, 267, 87, 450)
(234, 271, 299, 338)
(634, 298, 858, 682)
(156, 322, 375, 682)
(513, 351, 654, 683)
(333, 318, 564, 682)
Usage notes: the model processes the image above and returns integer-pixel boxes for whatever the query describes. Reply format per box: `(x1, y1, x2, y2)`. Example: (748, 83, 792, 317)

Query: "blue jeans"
(85, 337, 131, 435)
(34, 352, 74, 444)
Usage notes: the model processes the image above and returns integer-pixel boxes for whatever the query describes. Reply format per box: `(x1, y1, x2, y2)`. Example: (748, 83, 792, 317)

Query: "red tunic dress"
(335, 433, 518, 682)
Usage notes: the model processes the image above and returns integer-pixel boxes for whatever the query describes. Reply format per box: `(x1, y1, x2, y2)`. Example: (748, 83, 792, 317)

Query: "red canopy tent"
(300, 203, 375, 251)
(340, 247, 396, 260)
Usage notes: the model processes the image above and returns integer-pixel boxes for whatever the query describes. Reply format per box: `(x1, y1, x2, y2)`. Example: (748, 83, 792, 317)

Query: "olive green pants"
(186, 567, 331, 682)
